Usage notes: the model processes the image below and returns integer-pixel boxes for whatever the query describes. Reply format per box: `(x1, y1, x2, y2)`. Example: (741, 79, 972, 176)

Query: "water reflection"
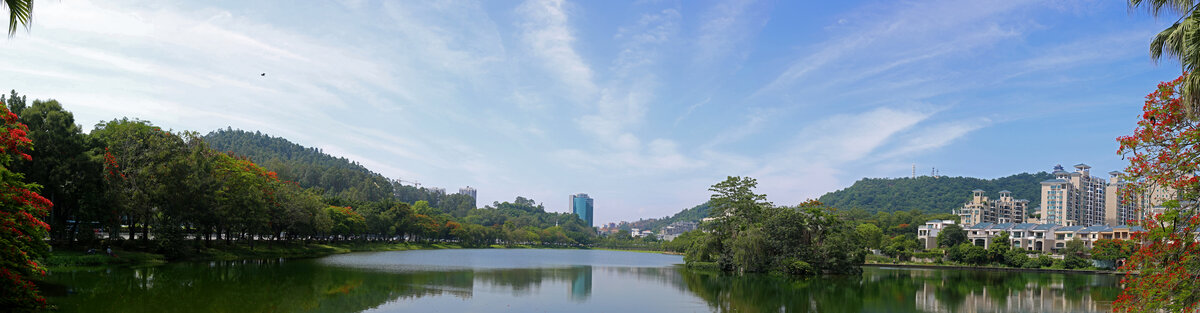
(676, 267, 1121, 313)
(43, 251, 1121, 313)
(569, 266, 591, 302)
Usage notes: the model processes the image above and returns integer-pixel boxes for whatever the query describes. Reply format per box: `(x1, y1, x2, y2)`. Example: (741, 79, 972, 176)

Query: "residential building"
(1104, 172, 1141, 226)
(570, 193, 594, 227)
(1039, 164, 1107, 226)
(660, 221, 699, 241)
(916, 220, 956, 250)
(954, 190, 1028, 225)
(458, 186, 477, 208)
(458, 186, 477, 199)
(962, 222, 1145, 253)
(662, 221, 697, 236)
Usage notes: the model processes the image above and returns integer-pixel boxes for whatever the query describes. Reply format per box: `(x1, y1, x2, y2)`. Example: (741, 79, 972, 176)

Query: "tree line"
(1, 91, 597, 255)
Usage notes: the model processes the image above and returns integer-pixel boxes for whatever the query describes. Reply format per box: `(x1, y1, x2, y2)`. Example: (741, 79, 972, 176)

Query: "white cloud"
(753, 0, 1037, 99)
(517, 0, 597, 98)
(876, 119, 988, 160)
(694, 0, 768, 64)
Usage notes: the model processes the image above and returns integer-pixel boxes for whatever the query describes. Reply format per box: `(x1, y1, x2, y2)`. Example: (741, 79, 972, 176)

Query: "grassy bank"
(44, 249, 167, 268)
(44, 243, 683, 269)
(43, 242, 466, 268)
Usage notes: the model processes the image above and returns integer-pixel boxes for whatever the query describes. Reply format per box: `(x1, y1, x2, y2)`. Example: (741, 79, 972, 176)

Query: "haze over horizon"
(0, 0, 1181, 224)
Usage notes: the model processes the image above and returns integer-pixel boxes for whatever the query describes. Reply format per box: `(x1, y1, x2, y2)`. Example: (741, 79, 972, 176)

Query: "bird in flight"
(261, 73, 266, 76)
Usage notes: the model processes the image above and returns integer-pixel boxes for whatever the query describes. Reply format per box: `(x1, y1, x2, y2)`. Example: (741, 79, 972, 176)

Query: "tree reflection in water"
(44, 256, 1119, 313)
(677, 267, 1121, 313)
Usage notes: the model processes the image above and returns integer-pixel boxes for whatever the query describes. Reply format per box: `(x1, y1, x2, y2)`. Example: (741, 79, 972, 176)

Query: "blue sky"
(0, 0, 1183, 223)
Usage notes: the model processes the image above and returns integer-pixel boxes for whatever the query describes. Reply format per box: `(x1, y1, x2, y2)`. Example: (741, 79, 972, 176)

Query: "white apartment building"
(954, 190, 1028, 226)
(1040, 164, 1107, 226)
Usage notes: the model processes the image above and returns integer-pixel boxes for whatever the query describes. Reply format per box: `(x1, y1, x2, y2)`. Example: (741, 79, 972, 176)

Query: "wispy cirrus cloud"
(517, 0, 597, 98)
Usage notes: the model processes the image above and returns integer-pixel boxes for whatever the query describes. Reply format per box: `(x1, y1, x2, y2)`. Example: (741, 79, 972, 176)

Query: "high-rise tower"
(569, 193, 594, 227)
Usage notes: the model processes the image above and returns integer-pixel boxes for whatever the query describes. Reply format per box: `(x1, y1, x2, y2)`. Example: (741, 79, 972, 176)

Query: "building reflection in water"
(568, 266, 592, 302)
(910, 269, 1115, 313)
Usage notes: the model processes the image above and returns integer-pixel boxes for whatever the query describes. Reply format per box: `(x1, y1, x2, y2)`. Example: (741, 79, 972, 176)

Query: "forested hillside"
(817, 172, 1053, 214)
(641, 202, 711, 232)
(204, 129, 393, 202)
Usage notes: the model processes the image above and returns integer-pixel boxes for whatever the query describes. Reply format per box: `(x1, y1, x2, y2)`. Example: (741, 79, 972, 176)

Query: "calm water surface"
(43, 249, 1121, 312)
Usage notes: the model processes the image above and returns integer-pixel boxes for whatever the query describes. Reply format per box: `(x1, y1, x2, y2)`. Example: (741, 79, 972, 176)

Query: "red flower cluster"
(0, 102, 51, 310)
(1112, 74, 1200, 313)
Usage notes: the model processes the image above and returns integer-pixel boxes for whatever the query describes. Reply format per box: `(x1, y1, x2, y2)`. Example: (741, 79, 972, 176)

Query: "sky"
(0, 0, 1185, 224)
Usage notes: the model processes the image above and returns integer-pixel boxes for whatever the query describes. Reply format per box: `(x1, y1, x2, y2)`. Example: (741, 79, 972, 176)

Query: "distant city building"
(916, 220, 956, 250)
(458, 186, 477, 208)
(954, 190, 1028, 226)
(1040, 164, 1107, 226)
(429, 187, 447, 195)
(570, 193, 594, 227)
(458, 186, 476, 199)
(659, 221, 699, 241)
(631, 228, 654, 238)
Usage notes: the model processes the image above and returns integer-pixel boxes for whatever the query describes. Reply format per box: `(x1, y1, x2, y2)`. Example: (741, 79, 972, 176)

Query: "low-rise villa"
(922, 222, 1144, 253)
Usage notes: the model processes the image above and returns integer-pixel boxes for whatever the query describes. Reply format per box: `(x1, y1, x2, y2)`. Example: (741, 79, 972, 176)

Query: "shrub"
(785, 259, 815, 276)
(1003, 249, 1031, 268)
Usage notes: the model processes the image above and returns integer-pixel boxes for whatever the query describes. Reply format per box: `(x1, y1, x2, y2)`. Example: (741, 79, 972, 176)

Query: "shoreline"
(862, 262, 1126, 275)
(44, 243, 682, 269)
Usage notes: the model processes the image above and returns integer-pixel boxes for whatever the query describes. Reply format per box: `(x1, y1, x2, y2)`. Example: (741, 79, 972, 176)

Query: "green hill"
(816, 172, 1053, 214)
(624, 202, 711, 232)
(204, 128, 394, 202)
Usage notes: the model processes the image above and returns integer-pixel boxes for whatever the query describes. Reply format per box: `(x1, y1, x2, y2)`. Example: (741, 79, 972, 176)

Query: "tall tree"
(856, 223, 884, 250)
(707, 176, 771, 239)
(1114, 74, 1200, 312)
(93, 118, 185, 242)
(10, 98, 101, 242)
(0, 99, 52, 312)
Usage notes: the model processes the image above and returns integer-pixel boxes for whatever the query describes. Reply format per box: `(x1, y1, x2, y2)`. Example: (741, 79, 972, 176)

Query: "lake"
(43, 249, 1121, 312)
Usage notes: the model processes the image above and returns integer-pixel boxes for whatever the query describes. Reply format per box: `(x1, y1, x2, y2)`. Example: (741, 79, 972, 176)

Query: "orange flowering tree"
(1114, 74, 1200, 312)
(0, 101, 53, 312)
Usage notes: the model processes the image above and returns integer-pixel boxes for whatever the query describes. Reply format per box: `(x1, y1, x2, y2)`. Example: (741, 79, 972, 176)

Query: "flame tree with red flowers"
(0, 100, 53, 312)
(1114, 74, 1200, 312)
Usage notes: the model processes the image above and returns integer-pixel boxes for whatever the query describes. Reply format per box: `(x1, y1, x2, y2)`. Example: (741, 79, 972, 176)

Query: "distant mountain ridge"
(816, 172, 1054, 214)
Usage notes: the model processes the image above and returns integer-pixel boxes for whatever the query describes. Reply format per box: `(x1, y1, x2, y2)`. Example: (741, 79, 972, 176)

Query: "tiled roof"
(1010, 223, 1036, 230)
(989, 223, 1014, 230)
(966, 222, 994, 230)
(1032, 224, 1059, 230)
(1080, 225, 1113, 233)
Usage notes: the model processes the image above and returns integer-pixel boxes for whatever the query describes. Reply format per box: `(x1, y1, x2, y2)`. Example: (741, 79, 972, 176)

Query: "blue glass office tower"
(570, 193, 594, 227)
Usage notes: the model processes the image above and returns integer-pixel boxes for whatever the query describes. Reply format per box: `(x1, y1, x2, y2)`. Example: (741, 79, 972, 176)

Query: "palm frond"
(1131, 0, 1200, 18)
(2, 0, 32, 37)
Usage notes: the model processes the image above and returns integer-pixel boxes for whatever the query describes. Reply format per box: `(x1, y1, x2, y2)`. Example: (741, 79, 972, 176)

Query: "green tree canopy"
(936, 224, 967, 248)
